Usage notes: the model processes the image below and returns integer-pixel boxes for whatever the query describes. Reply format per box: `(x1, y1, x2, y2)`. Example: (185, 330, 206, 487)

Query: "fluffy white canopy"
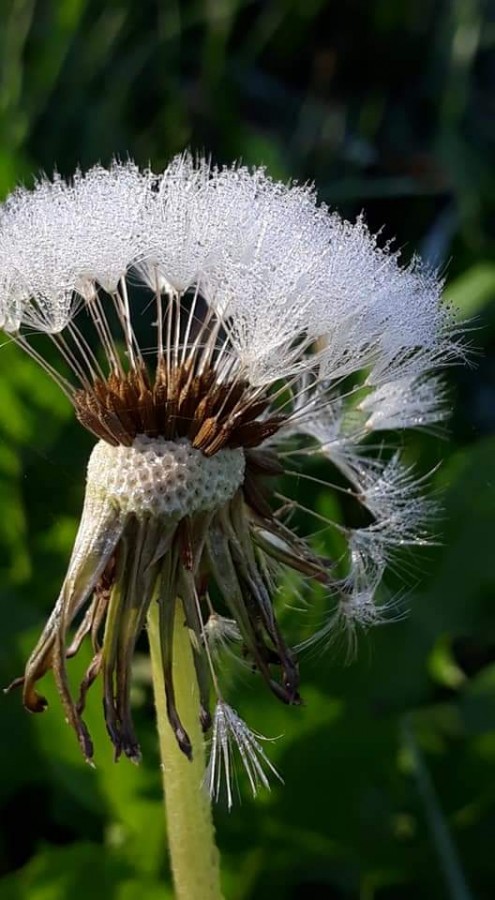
(0, 154, 458, 638)
(0, 155, 456, 376)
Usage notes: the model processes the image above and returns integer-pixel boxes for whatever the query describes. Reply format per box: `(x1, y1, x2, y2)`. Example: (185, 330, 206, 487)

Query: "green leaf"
(444, 262, 495, 320)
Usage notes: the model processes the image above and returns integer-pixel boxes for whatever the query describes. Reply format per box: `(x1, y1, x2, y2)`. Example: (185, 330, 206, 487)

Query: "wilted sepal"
(206, 494, 301, 707)
(101, 518, 177, 763)
(6, 488, 125, 760)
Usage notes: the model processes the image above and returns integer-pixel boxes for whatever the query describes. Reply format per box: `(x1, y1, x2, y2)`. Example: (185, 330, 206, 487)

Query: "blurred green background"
(0, 1, 494, 898)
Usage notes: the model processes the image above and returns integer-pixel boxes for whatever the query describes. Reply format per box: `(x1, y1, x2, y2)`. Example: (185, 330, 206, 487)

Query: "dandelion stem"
(148, 598, 224, 900)
(402, 718, 473, 900)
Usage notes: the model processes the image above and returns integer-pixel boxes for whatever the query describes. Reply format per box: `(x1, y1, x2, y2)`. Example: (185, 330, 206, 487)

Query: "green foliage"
(0, 1, 494, 898)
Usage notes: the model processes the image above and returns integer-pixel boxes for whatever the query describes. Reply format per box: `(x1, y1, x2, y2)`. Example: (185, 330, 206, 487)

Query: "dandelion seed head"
(0, 154, 461, 799)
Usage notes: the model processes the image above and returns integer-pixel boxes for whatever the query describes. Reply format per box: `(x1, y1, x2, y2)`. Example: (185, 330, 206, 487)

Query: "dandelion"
(0, 155, 459, 898)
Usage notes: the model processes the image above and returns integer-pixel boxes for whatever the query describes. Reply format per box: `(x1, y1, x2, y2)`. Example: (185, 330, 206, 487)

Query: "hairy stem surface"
(148, 599, 224, 900)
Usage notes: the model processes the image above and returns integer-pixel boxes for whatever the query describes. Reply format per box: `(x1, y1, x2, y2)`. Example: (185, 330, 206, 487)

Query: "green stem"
(402, 718, 473, 900)
(148, 599, 224, 900)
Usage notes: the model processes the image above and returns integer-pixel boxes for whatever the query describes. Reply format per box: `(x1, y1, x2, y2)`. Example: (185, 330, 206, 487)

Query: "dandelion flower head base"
(0, 155, 459, 796)
(87, 437, 246, 519)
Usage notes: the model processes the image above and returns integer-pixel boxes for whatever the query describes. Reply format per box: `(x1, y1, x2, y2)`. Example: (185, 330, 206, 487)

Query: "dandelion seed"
(205, 701, 282, 809)
(203, 614, 242, 653)
(360, 375, 448, 432)
(0, 154, 459, 796)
